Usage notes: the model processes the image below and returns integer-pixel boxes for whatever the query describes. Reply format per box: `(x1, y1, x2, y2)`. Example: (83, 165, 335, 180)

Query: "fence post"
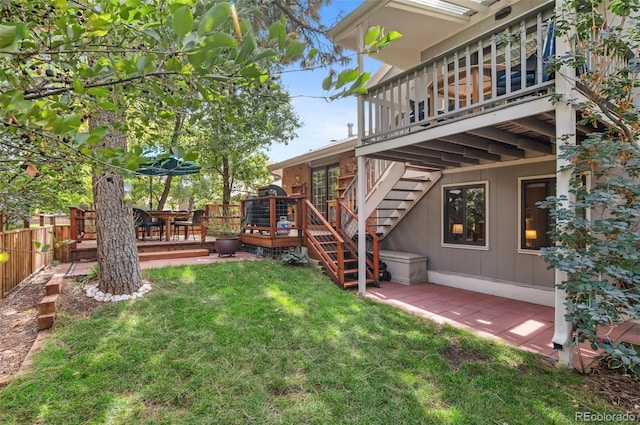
(300, 200, 307, 243)
(269, 197, 276, 236)
(39, 213, 45, 227)
(69, 207, 78, 248)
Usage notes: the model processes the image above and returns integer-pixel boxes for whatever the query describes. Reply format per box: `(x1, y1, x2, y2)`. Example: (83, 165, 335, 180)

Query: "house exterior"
(271, 0, 616, 366)
(269, 136, 358, 223)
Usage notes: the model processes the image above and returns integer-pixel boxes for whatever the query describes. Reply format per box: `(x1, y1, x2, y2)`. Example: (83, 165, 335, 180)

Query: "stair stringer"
(363, 161, 406, 218)
(377, 170, 442, 240)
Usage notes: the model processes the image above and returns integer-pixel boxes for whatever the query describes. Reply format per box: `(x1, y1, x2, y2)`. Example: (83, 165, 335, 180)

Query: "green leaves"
(363, 26, 402, 53)
(85, 13, 114, 37)
(198, 2, 231, 35)
(0, 24, 17, 50)
(172, 6, 194, 38)
(321, 26, 399, 99)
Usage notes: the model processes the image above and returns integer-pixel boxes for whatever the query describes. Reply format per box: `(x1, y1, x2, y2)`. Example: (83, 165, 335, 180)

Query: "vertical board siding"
(0, 224, 66, 299)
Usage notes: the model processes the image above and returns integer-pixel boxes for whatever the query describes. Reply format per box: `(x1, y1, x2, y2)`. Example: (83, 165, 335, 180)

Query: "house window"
(443, 183, 486, 246)
(521, 177, 555, 250)
(311, 164, 339, 219)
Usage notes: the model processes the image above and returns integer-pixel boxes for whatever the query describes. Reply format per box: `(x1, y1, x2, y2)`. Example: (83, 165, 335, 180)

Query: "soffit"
(328, 0, 509, 70)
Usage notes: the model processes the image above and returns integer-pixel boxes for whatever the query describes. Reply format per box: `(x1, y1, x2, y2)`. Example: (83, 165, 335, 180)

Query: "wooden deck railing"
(69, 207, 97, 243)
(240, 196, 303, 236)
(336, 200, 379, 284)
(303, 199, 345, 286)
(341, 158, 392, 216)
(363, 5, 555, 144)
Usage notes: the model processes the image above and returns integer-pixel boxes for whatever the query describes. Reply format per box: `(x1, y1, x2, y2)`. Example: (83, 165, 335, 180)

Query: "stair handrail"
(303, 199, 345, 286)
(341, 158, 392, 213)
(337, 200, 379, 284)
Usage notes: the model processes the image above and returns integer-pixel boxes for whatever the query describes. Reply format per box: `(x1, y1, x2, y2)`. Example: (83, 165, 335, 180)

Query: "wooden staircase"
(303, 200, 377, 288)
(301, 160, 439, 288)
(341, 161, 441, 240)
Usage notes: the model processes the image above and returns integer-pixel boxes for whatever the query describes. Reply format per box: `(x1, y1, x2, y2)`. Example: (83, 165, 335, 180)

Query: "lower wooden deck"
(71, 233, 303, 262)
(71, 239, 217, 262)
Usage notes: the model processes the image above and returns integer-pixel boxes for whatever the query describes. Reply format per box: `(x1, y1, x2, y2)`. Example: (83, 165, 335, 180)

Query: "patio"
(366, 281, 640, 371)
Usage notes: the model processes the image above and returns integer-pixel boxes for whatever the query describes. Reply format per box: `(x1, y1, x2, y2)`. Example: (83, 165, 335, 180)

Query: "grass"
(0, 260, 620, 424)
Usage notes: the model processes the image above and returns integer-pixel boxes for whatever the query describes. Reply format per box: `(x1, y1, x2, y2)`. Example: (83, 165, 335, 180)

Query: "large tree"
(0, 0, 395, 295)
(198, 81, 300, 206)
(0, 0, 310, 295)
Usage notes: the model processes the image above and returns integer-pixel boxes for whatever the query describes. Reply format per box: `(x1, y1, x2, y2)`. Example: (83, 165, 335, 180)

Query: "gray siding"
(383, 161, 556, 288)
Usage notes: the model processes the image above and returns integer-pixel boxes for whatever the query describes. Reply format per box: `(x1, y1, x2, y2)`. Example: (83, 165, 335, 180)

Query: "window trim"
(517, 174, 555, 255)
(441, 180, 489, 250)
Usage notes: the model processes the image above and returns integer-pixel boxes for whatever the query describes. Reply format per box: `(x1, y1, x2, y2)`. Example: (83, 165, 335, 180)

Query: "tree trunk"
(222, 154, 231, 206)
(158, 174, 172, 210)
(91, 110, 144, 295)
(157, 114, 184, 210)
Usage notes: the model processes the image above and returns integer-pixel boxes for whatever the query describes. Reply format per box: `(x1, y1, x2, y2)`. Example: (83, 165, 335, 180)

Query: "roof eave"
(268, 137, 359, 172)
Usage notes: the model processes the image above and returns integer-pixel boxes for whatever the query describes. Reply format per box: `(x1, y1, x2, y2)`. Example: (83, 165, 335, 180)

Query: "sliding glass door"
(311, 164, 339, 219)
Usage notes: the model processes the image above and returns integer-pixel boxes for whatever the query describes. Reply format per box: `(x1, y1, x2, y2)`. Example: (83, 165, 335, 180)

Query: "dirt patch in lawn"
(0, 265, 101, 383)
(440, 340, 492, 370)
(0, 266, 54, 380)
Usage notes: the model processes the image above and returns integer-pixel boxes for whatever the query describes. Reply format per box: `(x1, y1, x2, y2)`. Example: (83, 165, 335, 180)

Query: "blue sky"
(267, 0, 378, 163)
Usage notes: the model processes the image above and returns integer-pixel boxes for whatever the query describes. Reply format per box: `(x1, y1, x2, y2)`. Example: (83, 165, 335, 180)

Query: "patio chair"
(496, 19, 555, 96)
(172, 209, 205, 240)
(133, 208, 164, 241)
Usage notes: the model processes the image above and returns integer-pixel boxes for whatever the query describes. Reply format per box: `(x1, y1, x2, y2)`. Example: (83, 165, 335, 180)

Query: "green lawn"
(0, 260, 619, 424)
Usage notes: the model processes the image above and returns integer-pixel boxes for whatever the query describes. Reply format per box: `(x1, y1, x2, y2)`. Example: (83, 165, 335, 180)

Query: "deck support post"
(551, 0, 576, 368)
(356, 23, 367, 297)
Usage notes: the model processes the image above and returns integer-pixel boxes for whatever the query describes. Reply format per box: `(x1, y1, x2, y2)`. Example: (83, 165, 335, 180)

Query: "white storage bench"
(379, 250, 428, 285)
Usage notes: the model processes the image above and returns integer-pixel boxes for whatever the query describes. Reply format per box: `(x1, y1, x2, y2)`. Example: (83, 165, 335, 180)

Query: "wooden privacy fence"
(0, 223, 71, 299)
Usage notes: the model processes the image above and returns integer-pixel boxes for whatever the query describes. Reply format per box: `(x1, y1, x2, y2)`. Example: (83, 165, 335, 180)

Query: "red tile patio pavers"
(366, 281, 639, 369)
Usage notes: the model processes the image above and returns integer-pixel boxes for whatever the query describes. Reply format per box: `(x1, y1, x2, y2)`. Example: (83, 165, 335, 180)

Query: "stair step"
(38, 312, 56, 330)
(384, 197, 413, 201)
(405, 165, 432, 172)
(317, 240, 337, 245)
(343, 279, 377, 288)
(391, 188, 422, 192)
(39, 294, 59, 315)
(45, 281, 62, 296)
(400, 177, 431, 183)
(138, 249, 209, 262)
(375, 207, 407, 210)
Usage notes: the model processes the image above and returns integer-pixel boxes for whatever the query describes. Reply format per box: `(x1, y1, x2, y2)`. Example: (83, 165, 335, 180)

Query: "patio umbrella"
(137, 149, 202, 210)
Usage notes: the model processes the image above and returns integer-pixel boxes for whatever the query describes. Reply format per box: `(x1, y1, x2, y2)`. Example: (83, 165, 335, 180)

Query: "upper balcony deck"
(359, 5, 564, 169)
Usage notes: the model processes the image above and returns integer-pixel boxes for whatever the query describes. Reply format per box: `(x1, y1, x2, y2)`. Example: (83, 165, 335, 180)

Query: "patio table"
(427, 63, 505, 116)
(149, 211, 190, 241)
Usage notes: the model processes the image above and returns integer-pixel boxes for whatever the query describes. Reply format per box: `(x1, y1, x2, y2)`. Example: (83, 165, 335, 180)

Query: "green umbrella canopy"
(137, 148, 202, 210)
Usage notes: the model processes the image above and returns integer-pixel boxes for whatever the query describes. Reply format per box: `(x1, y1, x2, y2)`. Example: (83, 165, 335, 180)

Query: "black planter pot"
(215, 237, 240, 257)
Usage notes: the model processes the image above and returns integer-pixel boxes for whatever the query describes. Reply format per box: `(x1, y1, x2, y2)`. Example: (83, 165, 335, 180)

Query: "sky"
(266, 0, 378, 164)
